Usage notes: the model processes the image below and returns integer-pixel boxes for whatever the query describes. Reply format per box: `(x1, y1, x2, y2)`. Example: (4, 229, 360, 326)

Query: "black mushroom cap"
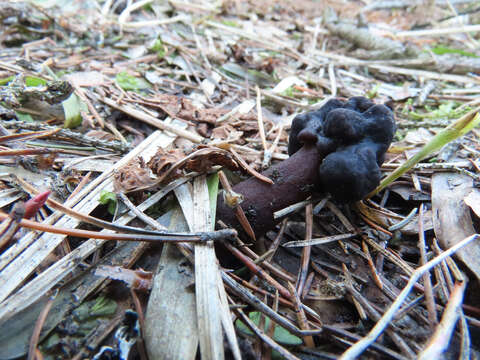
(288, 96, 396, 202)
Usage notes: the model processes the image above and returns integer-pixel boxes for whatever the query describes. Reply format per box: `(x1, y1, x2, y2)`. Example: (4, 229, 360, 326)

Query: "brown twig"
(0, 211, 236, 243)
(417, 204, 438, 326)
(234, 306, 301, 360)
(287, 282, 315, 347)
(229, 146, 273, 185)
(418, 280, 467, 359)
(130, 289, 149, 360)
(296, 203, 312, 296)
(27, 291, 57, 360)
(218, 170, 256, 240)
(0, 202, 24, 251)
(361, 240, 383, 290)
(0, 148, 56, 156)
(265, 218, 287, 262)
(340, 234, 478, 360)
(0, 129, 61, 144)
(223, 273, 321, 336)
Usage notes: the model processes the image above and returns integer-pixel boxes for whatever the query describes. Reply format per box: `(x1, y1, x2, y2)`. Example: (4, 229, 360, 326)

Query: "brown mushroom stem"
(216, 145, 321, 236)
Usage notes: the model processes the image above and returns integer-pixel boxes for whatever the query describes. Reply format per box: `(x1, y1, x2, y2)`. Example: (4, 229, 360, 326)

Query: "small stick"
(118, 192, 168, 231)
(346, 284, 416, 359)
(358, 212, 393, 236)
(223, 273, 321, 337)
(264, 291, 278, 360)
(394, 288, 433, 321)
(0, 148, 56, 156)
(0, 211, 236, 243)
(262, 125, 284, 170)
(417, 204, 438, 326)
(0, 203, 25, 251)
(130, 290, 148, 360)
(283, 232, 357, 248)
(0, 129, 60, 144)
(14, 174, 193, 236)
(388, 207, 418, 231)
(2, 120, 129, 152)
(265, 218, 287, 262)
(229, 273, 295, 308)
(287, 282, 315, 348)
(27, 291, 57, 360)
(340, 234, 478, 360)
(274, 199, 311, 220)
(342, 264, 367, 321)
(229, 146, 273, 184)
(218, 170, 256, 240)
(72, 83, 105, 127)
(296, 204, 313, 296)
(255, 85, 268, 153)
(364, 237, 414, 275)
(100, 96, 203, 143)
(234, 307, 301, 360)
(362, 241, 383, 290)
(418, 281, 467, 360)
(222, 225, 295, 283)
(67, 172, 91, 200)
(229, 273, 320, 324)
(323, 325, 408, 360)
(222, 240, 290, 299)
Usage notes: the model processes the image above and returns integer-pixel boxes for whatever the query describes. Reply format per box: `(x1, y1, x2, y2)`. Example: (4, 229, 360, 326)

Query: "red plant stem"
(23, 190, 51, 219)
(223, 240, 291, 298)
(0, 148, 55, 156)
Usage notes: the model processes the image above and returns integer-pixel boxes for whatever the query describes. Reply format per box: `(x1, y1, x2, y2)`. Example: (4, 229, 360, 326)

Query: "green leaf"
(25, 76, 47, 87)
(235, 311, 303, 346)
(431, 45, 478, 58)
(116, 71, 152, 91)
(369, 108, 480, 197)
(206, 173, 219, 229)
(62, 93, 84, 128)
(221, 63, 274, 86)
(15, 111, 34, 122)
(90, 296, 117, 317)
(221, 20, 240, 27)
(408, 101, 470, 121)
(151, 38, 167, 59)
(0, 76, 14, 86)
(99, 190, 118, 215)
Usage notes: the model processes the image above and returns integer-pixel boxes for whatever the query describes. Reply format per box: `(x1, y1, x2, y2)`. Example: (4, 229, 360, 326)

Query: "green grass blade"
(367, 107, 480, 198)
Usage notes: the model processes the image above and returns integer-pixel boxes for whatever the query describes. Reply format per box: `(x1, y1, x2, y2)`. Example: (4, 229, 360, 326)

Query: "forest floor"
(1, 1, 480, 359)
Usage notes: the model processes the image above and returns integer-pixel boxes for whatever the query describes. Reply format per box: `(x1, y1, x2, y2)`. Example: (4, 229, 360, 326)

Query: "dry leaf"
(432, 173, 480, 282)
(148, 148, 186, 179)
(464, 189, 480, 219)
(114, 157, 155, 192)
(85, 129, 117, 142)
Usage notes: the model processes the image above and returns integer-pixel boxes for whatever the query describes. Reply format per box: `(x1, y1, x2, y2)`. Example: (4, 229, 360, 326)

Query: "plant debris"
(0, 1, 480, 359)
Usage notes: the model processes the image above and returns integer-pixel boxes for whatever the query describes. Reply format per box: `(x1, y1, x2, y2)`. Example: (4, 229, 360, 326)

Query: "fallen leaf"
(464, 189, 480, 219)
(432, 173, 480, 282)
(113, 157, 155, 192)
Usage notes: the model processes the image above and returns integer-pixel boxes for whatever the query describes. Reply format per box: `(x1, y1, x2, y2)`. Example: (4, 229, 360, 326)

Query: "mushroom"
(216, 97, 396, 236)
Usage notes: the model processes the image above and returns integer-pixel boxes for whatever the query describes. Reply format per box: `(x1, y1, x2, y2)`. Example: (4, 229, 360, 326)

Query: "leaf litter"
(0, 1, 480, 359)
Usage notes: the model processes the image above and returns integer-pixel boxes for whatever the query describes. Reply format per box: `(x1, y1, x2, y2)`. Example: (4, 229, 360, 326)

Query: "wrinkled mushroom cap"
(288, 97, 396, 202)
